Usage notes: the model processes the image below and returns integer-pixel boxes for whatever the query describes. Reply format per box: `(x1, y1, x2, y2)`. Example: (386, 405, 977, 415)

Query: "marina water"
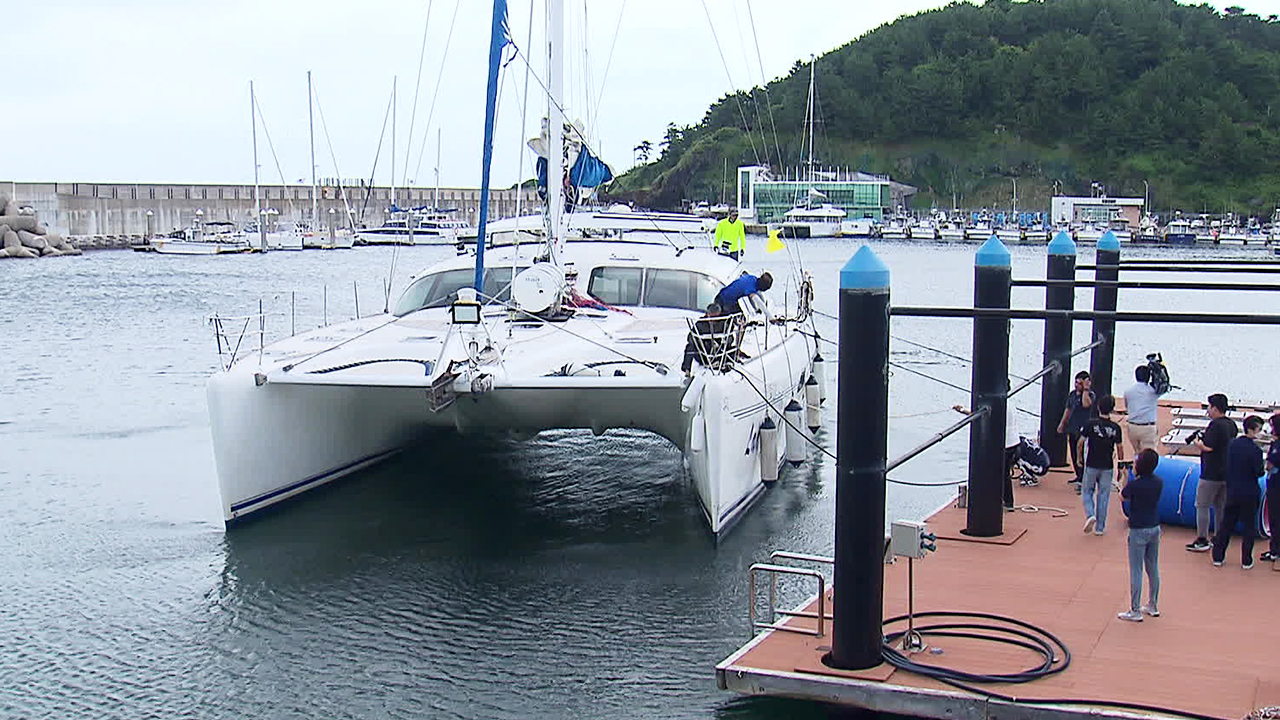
(1, 240, 1272, 719)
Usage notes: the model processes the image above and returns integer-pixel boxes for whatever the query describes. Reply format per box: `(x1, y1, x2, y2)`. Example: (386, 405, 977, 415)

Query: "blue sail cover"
(473, 0, 511, 291)
(536, 146, 615, 190)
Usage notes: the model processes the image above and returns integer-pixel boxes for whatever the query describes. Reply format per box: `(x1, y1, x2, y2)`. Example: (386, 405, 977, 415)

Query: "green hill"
(607, 0, 1280, 216)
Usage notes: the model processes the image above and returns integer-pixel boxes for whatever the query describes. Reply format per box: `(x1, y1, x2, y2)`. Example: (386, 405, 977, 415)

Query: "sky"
(6, 0, 1279, 188)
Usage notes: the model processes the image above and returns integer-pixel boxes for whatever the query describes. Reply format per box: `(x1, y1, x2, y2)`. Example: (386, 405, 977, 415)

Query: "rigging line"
(745, 0, 784, 171)
(401, 0, 435, 189)
(474, 291, 671, 373)
(310, 82, 355, 230)
(729, 0, 771, 168)
(593, 0, 627, 118)
(359, 87, 397, 224)
(251, 96, 297, 217)
(697, 0, 761, 165)
(413, 0, 463, 189)
(733, 364, 978, 487)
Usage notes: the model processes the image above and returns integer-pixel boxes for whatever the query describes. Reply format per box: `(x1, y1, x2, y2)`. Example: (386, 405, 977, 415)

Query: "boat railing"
(209, 301, 266, 371)
(687, 312, 747, 373)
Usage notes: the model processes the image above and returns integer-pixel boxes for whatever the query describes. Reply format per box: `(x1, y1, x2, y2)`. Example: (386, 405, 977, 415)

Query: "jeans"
(1212, 497, 1259, 564)
(1269, 474, 1279, 556)
(1127, 526, 1161, 612)
(1081, 466, 1113, 532)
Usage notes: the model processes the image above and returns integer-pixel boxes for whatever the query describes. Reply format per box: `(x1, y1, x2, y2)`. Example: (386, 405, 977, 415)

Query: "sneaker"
(1213, 559, 1224, 567)
(1093, 529, 1105, 536)
(1005, 504, 1016, 513)
(1185, 538, 1211, 552)
(1117, 610, 1143, 622)
(1243, 560, 1255, 570)
(1261, 552, 1277, 562)
(1082, 516, 1096, 534)
(1140, 605, 1159, 617)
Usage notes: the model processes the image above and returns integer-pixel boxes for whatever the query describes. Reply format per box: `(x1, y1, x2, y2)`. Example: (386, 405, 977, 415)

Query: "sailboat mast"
(473, 0, 511, 291)
(308, 71, 317, 228)
(805, 55, 816, 183)
(391, 76, 397, 209)
(250, 80, 264, 250)
(434, 127, 441, 211)
(547, 0, 566, 252)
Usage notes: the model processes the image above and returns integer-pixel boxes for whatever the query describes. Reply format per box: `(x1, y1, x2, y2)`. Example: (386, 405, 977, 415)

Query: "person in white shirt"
(1123, 364, 1165, 454)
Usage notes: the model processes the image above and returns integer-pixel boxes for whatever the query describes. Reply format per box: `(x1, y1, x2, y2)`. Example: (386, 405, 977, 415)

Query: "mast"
(474, 0, 510, 291)
(805, 55, 816, 183)
(434, 127, 441, 212)
(546, 0, 565, 254)
(251, 80, 264, 251)
(391, 76, 397, 210)
(308, 71, 317, 229)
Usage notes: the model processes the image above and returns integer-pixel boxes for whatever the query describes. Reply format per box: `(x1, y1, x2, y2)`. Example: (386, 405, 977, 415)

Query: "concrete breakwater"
(0, 195, 81, 258)
(4, 180, 525, 238)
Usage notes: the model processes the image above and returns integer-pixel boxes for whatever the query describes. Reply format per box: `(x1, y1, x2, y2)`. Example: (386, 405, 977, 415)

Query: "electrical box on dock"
(890, 520, 936, 559)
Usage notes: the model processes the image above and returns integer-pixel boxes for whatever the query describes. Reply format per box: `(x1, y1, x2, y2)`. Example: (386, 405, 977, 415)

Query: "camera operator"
(1186, 393, 1238, 553)
(1123, 361, 1167, 454)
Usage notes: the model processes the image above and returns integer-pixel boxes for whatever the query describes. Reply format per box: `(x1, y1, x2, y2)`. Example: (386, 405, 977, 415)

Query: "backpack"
(1146, 352, 1172, 394)
(1016, 437, 1051, 477)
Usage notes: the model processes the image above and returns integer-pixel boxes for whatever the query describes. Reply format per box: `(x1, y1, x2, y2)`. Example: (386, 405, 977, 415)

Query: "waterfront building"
(734, 165, 915, 225)
(1050, 195, 1145, 227)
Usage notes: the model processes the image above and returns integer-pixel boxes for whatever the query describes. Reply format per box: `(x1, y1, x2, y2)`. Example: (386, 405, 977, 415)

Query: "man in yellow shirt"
(714, 208, 746, 260)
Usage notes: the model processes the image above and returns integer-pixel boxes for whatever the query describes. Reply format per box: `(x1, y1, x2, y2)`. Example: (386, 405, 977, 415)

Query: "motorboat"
(1105, 218, 1132, 243)
(840, 217, 877, 238)
(1164, 218, 1196, 245)
(780, 201, 845, 238)
(356, 207, 468, 245)
(880, 216, 909, 240)
(1073, 223, 1104, 244)
(149, 221, 254, 255)
(205, 0, 821, 536)
(907, 219, 938, 241)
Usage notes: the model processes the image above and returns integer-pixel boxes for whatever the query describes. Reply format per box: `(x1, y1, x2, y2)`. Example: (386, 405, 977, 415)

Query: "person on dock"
(1211, 415, 1265, 569)
(1118, 448, 1162, 622)
(1057, 371, 1095, 489)
(1079, 394, 1124, 535)
(1123, 363, 1166, 454)
(713, 208, 746, 260)
(713, 272, 772, 314)
(1264, 414, 1280, 563)
(1187, 393, 1238, 552)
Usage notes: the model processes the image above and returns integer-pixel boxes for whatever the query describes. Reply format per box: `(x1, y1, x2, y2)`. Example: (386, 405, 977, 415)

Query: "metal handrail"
(209, 302, 266, 371)
(688, 313, 747, 373)
(1007, 336, 1104, 399)
(748, 563, 827, 638)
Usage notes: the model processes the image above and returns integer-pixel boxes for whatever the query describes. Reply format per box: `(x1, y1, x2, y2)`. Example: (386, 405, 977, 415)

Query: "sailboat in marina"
(206, 0, 822, 535)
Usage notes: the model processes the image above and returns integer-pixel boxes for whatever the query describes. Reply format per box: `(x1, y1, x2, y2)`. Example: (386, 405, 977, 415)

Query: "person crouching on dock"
(1118, 449, 1162, 622)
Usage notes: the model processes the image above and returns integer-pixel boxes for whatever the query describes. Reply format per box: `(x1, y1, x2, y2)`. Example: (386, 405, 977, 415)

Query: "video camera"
(1145, 352, 1173, 394)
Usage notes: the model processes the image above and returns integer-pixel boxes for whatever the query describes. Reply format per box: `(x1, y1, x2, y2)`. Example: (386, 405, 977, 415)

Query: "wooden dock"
(718, 400, 1278, 720)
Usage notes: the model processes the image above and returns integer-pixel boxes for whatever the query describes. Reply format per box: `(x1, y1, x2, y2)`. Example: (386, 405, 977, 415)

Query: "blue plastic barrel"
(1121, 455, 1269, 533)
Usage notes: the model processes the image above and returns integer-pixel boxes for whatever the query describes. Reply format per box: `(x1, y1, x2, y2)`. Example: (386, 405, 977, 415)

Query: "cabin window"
(589, 267, 720, 311)
(393, 267, 513, 316)
(588, 267, 643, 306)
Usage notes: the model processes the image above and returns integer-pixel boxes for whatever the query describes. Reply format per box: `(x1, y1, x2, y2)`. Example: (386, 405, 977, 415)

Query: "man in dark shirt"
(1211, 415, 1265, 568)
(1057, 371, 1095, 486)
(1078, 394, 1124, 535)
(1119, 449, 1163, 621)
(1265, 414, 1280, 563)
(1187, 393, 1239, 552)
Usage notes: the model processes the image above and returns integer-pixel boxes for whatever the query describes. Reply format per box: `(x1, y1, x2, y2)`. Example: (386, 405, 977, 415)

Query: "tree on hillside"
(634, 140, 652, 164)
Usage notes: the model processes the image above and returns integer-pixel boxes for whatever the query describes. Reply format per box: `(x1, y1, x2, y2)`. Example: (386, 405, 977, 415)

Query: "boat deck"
(718, 399, 1278, 720)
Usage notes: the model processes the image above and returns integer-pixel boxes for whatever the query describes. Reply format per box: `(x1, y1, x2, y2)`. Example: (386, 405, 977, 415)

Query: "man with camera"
(1186, 393, 1238, 553)
(1123, 359, 1167, 454)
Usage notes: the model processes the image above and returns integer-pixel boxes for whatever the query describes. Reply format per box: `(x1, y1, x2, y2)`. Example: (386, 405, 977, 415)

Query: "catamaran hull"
(207, 333, 816, 534)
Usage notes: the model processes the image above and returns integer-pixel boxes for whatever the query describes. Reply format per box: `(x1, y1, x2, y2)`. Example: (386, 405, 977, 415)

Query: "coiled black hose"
(881, 610, 1231, 720)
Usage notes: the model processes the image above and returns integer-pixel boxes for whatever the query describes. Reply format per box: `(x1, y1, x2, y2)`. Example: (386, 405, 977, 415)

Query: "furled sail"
(529, 118, 615, 191)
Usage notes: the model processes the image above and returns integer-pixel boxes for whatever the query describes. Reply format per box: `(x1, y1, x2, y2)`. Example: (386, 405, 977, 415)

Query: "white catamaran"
(206, 0, 822, 534)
